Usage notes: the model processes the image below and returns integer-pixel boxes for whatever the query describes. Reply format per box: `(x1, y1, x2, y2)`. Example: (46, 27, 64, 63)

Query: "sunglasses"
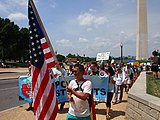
(72, 70, 78, 73)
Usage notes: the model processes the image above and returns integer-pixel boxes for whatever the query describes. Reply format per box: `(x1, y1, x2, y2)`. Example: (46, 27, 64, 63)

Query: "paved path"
(0, 92, 127, 120)
(0, 68, 127, 120)
(0, 68, 28, 80)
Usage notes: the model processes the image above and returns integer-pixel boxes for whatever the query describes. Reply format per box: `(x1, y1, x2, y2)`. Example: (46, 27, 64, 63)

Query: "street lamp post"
(120, 43, 123, 63)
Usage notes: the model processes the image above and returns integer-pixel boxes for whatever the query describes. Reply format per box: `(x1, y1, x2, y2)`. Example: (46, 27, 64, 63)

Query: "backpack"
(74, 79, 92, 109)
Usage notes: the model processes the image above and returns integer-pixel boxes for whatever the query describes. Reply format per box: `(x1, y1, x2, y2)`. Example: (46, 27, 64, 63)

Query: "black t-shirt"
(108, 66, 115, 76)
(92, 70, 99, 76)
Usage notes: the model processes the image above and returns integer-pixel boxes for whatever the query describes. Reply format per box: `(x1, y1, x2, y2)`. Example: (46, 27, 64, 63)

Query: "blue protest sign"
(18, 76, 33, 103)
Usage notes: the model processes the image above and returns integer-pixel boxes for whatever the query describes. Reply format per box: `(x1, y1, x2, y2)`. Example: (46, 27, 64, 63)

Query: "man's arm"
(66, 86, 90, 101)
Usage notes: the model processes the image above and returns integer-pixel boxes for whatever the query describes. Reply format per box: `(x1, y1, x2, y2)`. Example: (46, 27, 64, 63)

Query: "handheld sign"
(96, 52, 110, 61)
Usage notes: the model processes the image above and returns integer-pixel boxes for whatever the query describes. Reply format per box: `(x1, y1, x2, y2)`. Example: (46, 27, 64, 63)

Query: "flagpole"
(30, 0, 67, 85)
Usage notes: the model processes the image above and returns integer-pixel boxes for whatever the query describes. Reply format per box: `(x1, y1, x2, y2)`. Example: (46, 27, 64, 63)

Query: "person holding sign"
(66, 64, 92, 120)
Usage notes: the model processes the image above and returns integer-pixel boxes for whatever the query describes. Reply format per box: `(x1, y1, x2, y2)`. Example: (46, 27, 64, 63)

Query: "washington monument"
(136, 0, 148, 60)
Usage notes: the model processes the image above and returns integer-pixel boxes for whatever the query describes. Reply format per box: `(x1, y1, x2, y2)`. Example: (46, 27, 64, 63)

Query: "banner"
(19, 75, 109, 103)
(18, 76, 33, 103)
(53, 75, 108, 103)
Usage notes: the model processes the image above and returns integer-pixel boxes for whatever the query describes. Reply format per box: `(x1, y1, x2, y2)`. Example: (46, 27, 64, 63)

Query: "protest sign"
(96, 52, 110, 61)
(54, 75, 108, 103)
(19, 75, 109, 103)
(18, 76, 33, 103)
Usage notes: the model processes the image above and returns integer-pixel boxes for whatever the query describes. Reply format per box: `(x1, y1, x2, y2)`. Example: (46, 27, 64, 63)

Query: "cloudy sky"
(0, 0, 160, 58)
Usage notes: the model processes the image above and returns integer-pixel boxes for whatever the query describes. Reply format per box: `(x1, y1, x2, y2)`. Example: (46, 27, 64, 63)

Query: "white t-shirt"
(68, 79, 92, 117)
(114, 72, 125, 85)
(52, 67, 66, 77)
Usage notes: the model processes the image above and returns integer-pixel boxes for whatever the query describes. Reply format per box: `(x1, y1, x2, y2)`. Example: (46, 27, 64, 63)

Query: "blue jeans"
(114, 84, 124, 102)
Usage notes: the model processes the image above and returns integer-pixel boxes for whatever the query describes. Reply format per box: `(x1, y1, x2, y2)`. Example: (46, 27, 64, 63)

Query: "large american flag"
(28, 0, 58, 120)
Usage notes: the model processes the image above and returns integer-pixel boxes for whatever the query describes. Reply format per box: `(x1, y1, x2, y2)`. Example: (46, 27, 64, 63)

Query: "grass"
(146, 72, 160, 98)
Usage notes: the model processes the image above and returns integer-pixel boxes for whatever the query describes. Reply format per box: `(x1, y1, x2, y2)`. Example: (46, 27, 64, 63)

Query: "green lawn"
(146, 72, 160, 98)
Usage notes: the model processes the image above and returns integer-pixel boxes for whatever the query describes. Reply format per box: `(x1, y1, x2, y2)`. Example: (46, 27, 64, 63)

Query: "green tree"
(18, 28, 29, 62)
(0, 17, 29, 62)
(66, 53, 76, 58)
(56, 54, 65, 62)
(0, 18, 20, 61)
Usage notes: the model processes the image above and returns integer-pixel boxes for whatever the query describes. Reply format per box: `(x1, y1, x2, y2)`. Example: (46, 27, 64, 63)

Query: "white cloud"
(8, 0, 27, 6)
(49, 0, 56, 8)
(78, 37, 89, 43)
(152, 33, 160, 39)
(86, 37, 112, 53)
(151, 33, 160, 45)
(8, 13, 27, 21)
(77, 12, 109, 27)
(94, 17, 108, 25)
(0, 3, 6, 10)
(56, 39, 72, 47)
(77, 13, 95, 26)
(113, 43, 121, 48)
(86, 28, 93, 32)
(89, 9, 96, 12)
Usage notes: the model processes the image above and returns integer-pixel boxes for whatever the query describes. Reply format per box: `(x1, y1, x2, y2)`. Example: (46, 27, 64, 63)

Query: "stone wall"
(125, 72, 160, 120)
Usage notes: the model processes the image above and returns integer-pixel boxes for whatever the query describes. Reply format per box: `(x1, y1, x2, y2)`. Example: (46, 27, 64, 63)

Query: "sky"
(0, 0, 160, 58)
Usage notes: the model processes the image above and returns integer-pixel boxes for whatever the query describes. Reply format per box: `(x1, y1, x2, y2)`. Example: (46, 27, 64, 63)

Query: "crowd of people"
(24, 50, 160, 119)
(51, 61, 144, 120)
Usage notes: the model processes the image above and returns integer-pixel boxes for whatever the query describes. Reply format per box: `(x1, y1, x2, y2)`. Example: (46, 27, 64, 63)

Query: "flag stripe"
(34, 67, 49, 113)
(46, 98, 58, 120)
(32, 62, 47, 95)
(46, 58, 56, 68)
(44, 52, 53, 59)
(38, 86, 54, 119)
(43, 48, 50, 54)
(29, 0, 58, 119)
(32, 67, 41, 93)
(37, 71, 53, 116)
(41, 42, 49, 49)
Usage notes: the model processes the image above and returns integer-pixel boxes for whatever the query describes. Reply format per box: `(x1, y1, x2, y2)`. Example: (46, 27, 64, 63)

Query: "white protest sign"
(96, 52, 110, 61)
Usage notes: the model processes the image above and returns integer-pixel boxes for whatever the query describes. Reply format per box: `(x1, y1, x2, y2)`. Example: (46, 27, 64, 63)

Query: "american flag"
(28, 0, 58, 120)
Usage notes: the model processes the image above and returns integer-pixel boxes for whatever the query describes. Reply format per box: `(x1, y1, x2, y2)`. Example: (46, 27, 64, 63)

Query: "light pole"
(120, 42, 123, 63)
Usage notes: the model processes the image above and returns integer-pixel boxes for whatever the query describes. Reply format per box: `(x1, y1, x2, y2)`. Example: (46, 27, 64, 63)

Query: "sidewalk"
(0, 68, 127, 120)
(0, 92, 127, 120)
(0, 68, 28, 80)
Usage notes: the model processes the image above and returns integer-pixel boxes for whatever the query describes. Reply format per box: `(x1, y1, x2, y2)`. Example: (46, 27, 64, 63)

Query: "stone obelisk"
(136, 0, 148, 60)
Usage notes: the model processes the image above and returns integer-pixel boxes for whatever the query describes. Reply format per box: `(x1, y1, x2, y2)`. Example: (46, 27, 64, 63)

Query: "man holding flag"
(28, 0, 58, 119)
(66, 64, 96, 120)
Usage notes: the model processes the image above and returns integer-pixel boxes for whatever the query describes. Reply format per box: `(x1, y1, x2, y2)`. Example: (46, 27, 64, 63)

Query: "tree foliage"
(0, 18, 29, 62)
(56, 54, 65, 62)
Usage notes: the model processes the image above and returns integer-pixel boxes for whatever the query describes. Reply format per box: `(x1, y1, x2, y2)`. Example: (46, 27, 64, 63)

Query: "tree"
(18, 28, 29, 62)
(66, 53, 76, 58)
(0, 18, 20, 61)
(56, 54, 65, 62)
(0, 17, 29, 62)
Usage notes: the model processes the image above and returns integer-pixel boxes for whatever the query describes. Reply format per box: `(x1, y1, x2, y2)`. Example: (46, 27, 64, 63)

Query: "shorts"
(151, 63, 158, 72)
(66, 113, 91, 120)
